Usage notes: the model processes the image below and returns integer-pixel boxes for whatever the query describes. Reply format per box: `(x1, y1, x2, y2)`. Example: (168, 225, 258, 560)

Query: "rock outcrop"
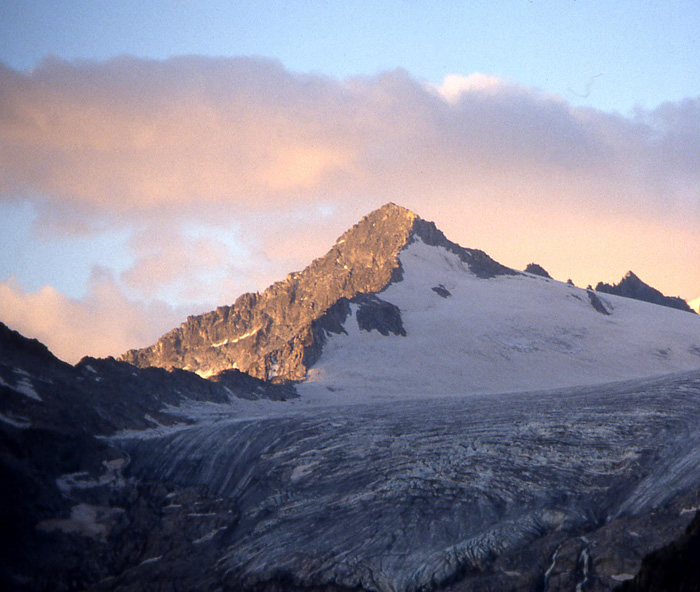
(121, 203, 513, 382)
(616, 508, 700, 592)
(524, 262, 552, 278)
(596, 271, 696, 314)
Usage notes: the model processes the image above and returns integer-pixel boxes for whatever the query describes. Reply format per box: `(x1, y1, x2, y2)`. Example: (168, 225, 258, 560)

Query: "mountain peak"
(374, 201, 416, 216)
(121, 204, 513, 381)
(596, 271, 695, 314)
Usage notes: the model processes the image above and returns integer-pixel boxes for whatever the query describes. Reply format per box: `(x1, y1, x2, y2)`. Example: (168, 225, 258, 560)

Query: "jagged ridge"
(121, 203, 513, 382)
(596, 271, 696, 314)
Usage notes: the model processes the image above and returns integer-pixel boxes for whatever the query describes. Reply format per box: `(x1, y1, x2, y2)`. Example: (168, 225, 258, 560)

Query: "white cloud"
(433, 73, 508, 102)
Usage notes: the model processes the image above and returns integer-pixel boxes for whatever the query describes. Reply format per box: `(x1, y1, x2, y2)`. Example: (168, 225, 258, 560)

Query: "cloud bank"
(1, 56, 698, 362)
(0, 270, 191, 363)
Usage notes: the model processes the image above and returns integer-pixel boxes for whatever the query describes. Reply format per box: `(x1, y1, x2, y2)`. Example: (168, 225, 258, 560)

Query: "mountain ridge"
(596, 270, 696, 314)
(121, 203, 513, 381)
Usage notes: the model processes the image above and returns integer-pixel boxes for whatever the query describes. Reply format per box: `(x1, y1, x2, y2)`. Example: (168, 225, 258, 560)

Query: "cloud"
(1, 56, 698, 225)
(0, 270, 193, 363)
(1, 56, 699, 360)
(122, 224, 237, 301)
(691, 298, 700, 314)
(433, 73, 509, 102)
(0, 56, 360, 220)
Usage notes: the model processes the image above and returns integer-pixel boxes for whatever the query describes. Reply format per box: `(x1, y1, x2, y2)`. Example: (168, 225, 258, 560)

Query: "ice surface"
(118, 371, 700, 592)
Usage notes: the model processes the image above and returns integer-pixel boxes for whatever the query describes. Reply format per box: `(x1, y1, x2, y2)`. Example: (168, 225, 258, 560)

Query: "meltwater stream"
(118, 371, 700, 592)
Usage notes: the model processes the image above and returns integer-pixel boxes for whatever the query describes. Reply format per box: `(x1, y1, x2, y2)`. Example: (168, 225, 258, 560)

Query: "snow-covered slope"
(300, 237, 700, 403)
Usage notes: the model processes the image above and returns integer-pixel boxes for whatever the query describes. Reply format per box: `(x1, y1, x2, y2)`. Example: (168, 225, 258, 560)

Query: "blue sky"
(1, 1, 699, 361)
(2, 1, 698, 113)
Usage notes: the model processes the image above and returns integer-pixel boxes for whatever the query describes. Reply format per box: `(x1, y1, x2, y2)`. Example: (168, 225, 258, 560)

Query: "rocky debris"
(596, 271, 696, 314)
(525, 262, 552, 278)
(121, 203, 513, 382)
(0, 322, 294, 591)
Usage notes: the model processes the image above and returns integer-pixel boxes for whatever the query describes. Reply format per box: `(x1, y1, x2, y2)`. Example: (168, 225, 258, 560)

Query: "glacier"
(114, 370, 700, 591)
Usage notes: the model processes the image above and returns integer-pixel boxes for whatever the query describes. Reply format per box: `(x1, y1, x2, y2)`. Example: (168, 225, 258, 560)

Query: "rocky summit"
(121, 203, 512, 382)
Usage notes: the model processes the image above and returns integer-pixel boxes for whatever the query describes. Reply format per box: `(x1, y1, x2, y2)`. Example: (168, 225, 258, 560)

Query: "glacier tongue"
(119, 371, 700, 592)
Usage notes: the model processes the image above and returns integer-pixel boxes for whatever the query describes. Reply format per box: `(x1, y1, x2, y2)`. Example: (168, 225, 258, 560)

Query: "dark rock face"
(525, 262, 552, 278)
(410, 217, 514, 280)
(587, 289, 611, 315)
(431, 284, 451, 298)
(596, 271, 696, 314)
(354, 294, 406, 336)
(121, 204, 512, 382)
(616, 510, 700, 592)
(0, 328, 294, 437)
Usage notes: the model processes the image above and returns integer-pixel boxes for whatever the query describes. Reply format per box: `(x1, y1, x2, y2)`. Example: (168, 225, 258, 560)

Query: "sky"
(1, 0, 699, 363)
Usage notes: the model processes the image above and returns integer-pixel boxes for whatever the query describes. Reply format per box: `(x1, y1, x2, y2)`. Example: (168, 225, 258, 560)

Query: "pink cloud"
(1, 57, 697, 225)
(0, 270, 194, 363)
(122, 225, 232, 298)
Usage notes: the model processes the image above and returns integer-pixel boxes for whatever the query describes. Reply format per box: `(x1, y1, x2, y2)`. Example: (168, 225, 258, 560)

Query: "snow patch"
(13, 376, 42, 401)
(37, 504, 123, 541)
(543, 543, 562, 588)
(194, 526, 227, 544)
(0, 411, 32, 428)
(213, 328, 260, 348)
(575, 546, 591, 592)
(611, 573, 635, 582)
(56, 458, 128, 493)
